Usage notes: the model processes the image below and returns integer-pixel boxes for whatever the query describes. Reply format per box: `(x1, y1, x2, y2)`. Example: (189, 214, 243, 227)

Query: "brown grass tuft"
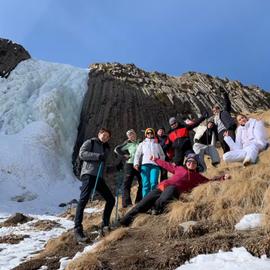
(66, 253, 100, 270)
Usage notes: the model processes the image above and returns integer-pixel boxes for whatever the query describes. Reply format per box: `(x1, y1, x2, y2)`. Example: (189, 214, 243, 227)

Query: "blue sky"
(1, 0, 270, 90)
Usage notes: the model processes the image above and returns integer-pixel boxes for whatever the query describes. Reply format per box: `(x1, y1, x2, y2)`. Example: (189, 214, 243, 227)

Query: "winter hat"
(184, 153, 199, 165)
(145, 128, 155, 137)
(126, 129, 136, 137)
(169, 117, 177, 125)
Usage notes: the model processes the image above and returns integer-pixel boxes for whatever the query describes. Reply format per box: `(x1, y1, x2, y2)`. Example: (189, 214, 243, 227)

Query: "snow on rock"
(235, 213, 263, 231)
(0, 59, 89, 214)
(176, 247, 270, 270)
(0, 213, 74, 270)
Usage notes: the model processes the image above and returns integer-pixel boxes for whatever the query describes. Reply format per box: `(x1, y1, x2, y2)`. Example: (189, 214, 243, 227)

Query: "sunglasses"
(146, 132, 153, 135)
(170, 122, 177, 126)
(186, 159, 197, 164)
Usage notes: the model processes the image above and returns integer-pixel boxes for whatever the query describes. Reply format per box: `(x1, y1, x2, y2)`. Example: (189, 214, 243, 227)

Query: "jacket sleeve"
(158, 144, 166, 160)
(154, 158, 176, 174)
(114, 140, 129, 157)
(134, 143, 143, 166)
(223, 92, 232, 113)
(79, 140, 100, 161)
(186, 116, 206, 130)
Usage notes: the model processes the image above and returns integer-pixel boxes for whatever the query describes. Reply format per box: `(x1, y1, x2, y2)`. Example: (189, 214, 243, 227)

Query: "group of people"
(73, 92, 269, 243)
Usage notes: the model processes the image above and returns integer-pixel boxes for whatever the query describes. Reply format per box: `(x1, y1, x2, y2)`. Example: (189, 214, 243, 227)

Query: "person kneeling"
(120, 153, 230, 227)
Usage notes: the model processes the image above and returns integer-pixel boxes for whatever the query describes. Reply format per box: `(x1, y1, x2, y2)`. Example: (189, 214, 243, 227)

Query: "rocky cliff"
(0, 38, 31, 78)
(72, 62, 270, 176)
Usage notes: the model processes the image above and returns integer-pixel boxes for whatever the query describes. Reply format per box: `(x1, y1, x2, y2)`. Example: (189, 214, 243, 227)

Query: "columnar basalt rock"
(0, 38, 31, 78)
(72, 63, 270, 176)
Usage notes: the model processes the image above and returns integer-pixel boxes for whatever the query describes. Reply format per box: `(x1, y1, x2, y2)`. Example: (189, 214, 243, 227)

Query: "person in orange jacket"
(120, 153, 230, 226)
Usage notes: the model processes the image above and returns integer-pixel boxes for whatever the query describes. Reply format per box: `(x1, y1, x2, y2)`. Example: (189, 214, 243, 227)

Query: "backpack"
(75, 139, 95, 180)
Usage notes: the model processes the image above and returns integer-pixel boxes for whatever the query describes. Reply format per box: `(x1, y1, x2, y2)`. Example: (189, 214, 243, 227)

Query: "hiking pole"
(115, 169, 123, 223)
(91, 161, 104, 202)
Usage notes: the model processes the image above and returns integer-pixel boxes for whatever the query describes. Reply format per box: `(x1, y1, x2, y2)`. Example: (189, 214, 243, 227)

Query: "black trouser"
(74, 174, 115, 229)
(218, 129, 236, 153)
(173, 138, 194, 165)
(122, 163, 142, 208)
(159, 167, 168, 182)
(120, 186, 179, 226)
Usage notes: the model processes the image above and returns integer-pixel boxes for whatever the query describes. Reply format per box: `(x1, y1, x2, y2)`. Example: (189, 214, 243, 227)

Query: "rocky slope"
(0, 38, 31, 78)
(72, 62, 270, 175)
(1, 38, 269, 175)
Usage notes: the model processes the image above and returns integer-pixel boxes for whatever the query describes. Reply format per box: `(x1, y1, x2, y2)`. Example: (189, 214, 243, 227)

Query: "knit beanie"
(144, 128, 155, 137)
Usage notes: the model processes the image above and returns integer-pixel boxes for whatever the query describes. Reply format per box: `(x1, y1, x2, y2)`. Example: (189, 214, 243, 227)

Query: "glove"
(99, 153, 105, 161)
(203, 111, 209, 119)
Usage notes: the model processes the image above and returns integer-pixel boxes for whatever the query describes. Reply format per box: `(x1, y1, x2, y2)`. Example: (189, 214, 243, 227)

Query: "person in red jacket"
(120, 153, 230, 226)
(166, 113, 208, 166)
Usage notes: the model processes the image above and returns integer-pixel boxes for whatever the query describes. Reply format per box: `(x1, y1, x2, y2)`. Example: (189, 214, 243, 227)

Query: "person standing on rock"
(212, 90, 237, 153)
(156, 127, 169, 181)
(114, 129, 142, 208)
(134, 128, 165, 197)
(165, 112, 209, 166)
(74, 128, 115, 243)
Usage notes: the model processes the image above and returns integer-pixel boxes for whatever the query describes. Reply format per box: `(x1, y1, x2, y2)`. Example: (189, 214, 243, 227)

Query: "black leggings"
(74, 174, 115, 229)
(122, 163, 142, 207)
(120, 186, 179, 226)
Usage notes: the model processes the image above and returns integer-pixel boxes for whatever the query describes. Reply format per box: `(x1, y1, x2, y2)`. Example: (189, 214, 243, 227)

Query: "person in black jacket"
(212, 91, 236, 153)
(74, 128, 115, 243)
(156, 127, 169, 181)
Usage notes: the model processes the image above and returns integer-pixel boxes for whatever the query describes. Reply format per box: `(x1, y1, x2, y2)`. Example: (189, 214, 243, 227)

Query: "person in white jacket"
(223, 114, 269, 166)
(134, 128, 165, 197)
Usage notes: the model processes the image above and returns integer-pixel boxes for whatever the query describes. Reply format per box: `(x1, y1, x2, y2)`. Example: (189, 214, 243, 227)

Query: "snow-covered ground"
(0, 208, 100, 270)
(176, 247, 270, 270)
(0, 59, 89, 215)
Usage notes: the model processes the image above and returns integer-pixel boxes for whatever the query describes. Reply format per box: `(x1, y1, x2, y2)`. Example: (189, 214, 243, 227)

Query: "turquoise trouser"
(140, 164, 160, 197)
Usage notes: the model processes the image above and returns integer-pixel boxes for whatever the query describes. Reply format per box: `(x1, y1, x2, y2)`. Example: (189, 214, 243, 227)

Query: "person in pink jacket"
(120, 153, 230, 226)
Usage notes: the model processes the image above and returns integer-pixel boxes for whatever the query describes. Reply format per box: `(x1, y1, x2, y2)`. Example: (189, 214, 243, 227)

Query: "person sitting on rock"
(193, 120, 220, 171)
(134, 128, 165, 197)
(114, 129, 142, 208)
(223, 114, 269, 166)
(165, 112, 209, 166)
(120, 153, 230, 227)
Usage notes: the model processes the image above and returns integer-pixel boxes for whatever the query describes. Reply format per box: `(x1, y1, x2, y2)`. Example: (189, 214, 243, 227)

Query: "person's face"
(157, 129, 164, 137)
(212, 107, 220, 115)
(98, 131, 111, 143)
(207, 122, 214, 129)
(146, 131, 154, 138)
(186, 159, 198, 170)
(170, 122, 178, 129)
(128, 132, 137, 141)
(237, 115, 248, 126)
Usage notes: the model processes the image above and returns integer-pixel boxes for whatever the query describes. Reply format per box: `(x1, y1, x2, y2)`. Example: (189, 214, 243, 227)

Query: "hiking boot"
(74, 228, 88, 243)
(151, 209, 162, 215)
(100, 225, 111, 236)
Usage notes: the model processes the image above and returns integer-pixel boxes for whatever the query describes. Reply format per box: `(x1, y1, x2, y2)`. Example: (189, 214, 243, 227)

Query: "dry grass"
(66, 228, 129, 270)
(14, 110, 270, 270)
